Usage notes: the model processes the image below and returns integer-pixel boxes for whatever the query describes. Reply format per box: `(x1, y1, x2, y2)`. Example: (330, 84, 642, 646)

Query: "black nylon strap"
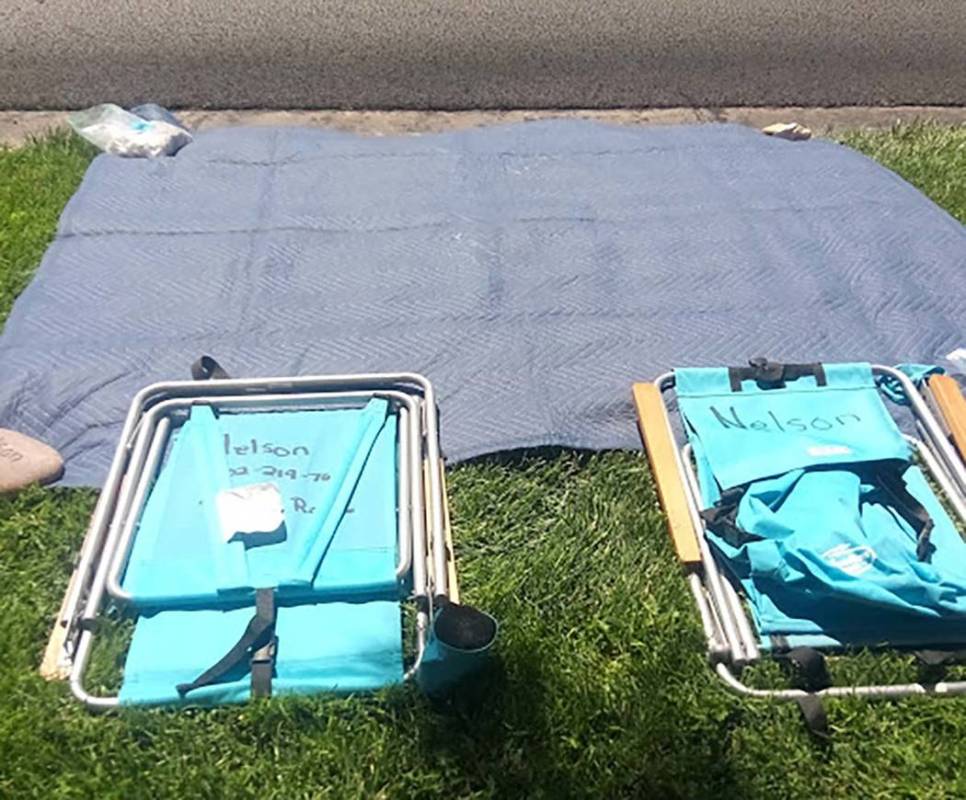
(914, 648, 966, 685)
(699, 486, 761, 548)
(915, 648, 966, 667)
(176, 588, 276, 698)
(795, 695, 831, 741)
(190, 355, 230, 381)
(783, 646, 832, 692)
(728, 358, 827, 392)
(781, 648, 832, 739)
(858, 460, 935, 561)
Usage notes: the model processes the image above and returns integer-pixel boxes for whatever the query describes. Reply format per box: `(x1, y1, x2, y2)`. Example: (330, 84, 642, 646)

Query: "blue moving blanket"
(0, 121, 962, 485)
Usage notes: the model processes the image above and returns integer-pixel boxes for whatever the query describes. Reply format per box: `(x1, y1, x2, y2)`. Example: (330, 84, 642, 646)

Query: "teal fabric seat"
(121, 400, 398, 607)
(116, 398, 407, 705)
(677, 362, 966, 649)
(119, 600, 404, 706)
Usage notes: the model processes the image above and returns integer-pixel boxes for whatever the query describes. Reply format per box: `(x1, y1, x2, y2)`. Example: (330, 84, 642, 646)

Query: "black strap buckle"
(176, 588, 277, 699)
(728, 358, 827, 392)
(190, 354, 231, 381)
(699, 485, 762, 548)
(747, 357, 785, 383)
(251, 636, 278, 665)
(250, 635, 278, 699)
(781, 647, 833, 740)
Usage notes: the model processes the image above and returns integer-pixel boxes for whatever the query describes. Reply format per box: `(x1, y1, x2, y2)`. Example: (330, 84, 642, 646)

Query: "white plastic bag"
(68, 103, 192, 158)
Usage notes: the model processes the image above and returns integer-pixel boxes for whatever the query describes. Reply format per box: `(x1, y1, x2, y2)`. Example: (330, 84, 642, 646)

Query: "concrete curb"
(2, 107, 965, 147)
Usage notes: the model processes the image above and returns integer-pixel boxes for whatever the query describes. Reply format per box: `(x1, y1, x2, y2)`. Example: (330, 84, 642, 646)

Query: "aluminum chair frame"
(650, 365, 966, 702)
(48, 373, 453, 711)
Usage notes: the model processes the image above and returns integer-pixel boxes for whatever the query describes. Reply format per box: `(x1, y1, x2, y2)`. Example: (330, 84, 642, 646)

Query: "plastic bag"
(68, 103, 192, 158)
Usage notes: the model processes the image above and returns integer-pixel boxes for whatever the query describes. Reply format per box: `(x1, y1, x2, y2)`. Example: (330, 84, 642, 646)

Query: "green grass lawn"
(1, 124, 965, 799)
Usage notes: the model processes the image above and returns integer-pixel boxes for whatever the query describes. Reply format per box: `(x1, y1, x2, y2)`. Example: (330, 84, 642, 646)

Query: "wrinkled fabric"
(678, 363, 966, 646)
(0, 121, 963, 485)
(122, 401, 396, 607)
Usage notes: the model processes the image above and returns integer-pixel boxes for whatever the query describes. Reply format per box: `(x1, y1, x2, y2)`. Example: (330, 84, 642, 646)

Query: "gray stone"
(0, 429, 64, 492)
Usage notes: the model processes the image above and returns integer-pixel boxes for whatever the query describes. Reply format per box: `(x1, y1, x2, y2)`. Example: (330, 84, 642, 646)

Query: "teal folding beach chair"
(634, 359, 966, 733)
(47, 363, 496, 709)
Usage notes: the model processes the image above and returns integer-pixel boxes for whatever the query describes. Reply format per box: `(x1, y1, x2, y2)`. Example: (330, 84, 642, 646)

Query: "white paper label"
(216, 482, 285, 543)
(807, 445, 852, 457)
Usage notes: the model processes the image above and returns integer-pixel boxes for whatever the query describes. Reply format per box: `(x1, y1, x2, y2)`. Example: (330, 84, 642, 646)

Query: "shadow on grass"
(403, 647, 747, 799)
(457, 445, 632, 471)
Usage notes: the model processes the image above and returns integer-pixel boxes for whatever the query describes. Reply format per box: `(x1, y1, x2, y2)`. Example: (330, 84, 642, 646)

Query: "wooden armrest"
(631, 382, 702, 567)
(927, 374, 966, 460)
(39, 567, 77, 680)
(424, 459, 461, 604)
(439, 463, 461, 605)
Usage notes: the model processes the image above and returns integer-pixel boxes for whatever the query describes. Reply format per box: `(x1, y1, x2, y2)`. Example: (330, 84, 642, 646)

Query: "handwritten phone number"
(229, 465, 331, 481)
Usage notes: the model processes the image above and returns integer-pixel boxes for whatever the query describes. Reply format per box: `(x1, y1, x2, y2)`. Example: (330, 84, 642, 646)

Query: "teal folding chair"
(47, 363, 496, 709)
(634, 359, 966, 734)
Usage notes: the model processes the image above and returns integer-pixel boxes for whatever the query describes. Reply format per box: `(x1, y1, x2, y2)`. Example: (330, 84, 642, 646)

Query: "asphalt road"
(1, 1, 964, 109)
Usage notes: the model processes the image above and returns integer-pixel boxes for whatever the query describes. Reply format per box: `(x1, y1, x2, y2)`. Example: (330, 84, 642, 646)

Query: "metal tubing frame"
(57, 374, 441, 629)
(102, 390, 424, 605)
(656, 363, 966, 702)
(61, 373, 449, 710)
(875, 365, 966, 497)
(71, 391, 432, 708)
(655, 373, 746, 665)
(58, 372, 446, 641)
(680, 443, 760, 665)
(132, 373, 449, 599)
